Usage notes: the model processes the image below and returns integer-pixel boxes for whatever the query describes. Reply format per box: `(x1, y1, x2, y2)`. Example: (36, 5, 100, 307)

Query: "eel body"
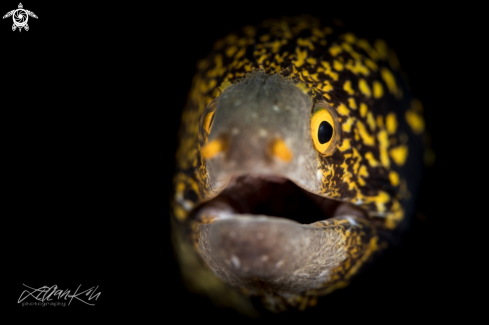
(171, 16, 425, 313)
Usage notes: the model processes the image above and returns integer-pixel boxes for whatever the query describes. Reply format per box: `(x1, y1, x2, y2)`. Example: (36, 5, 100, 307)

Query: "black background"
(4, 1, 473, 322)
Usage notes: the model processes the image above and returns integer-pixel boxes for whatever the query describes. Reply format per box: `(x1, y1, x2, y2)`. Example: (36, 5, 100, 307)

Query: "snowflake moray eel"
(171, 16, 426, 313)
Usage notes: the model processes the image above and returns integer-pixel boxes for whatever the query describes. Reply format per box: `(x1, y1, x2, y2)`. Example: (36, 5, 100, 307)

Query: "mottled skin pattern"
(172, 16, 425, 313)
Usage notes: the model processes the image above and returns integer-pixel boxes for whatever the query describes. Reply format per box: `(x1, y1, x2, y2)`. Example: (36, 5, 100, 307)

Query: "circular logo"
(13, 9, 28, 27)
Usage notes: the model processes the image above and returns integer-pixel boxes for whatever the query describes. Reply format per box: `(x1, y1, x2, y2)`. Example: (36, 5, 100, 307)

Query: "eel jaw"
(191, 174, 375, 301)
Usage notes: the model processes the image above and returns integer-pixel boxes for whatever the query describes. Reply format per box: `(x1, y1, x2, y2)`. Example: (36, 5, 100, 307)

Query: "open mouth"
(192, 174, 366, 225)
(190, 174, 372, 297)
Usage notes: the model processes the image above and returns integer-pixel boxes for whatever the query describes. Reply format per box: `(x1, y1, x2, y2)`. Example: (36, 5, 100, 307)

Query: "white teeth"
(346, 216, 357, 226)
(316, 170, 322, 181)
(231, 255, 240, 268)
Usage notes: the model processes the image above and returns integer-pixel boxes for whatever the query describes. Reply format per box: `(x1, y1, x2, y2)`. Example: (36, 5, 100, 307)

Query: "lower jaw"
(189, 175, 376, 299)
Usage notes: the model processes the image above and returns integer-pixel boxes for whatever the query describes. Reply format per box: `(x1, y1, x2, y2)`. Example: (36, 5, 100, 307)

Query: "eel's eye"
(310, 102, 340, 155)
(198, 99, 218, 145)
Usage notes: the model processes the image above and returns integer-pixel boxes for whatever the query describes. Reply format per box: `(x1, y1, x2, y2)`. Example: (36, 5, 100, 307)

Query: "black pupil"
(318, 121, 333, 144)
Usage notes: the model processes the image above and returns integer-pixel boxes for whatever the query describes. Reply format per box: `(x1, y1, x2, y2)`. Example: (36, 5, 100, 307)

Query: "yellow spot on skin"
(358, 165, 368, 186)
(389, 171, 400, 186)
(201, 138, 225, 160)
(378, 130, 390, 167)
(257, 54, 268, 64)
(386, 113, 397, 135)
(292, 65, 299, 74)
(356, 121, 375, 146)
(367, 111, 376, 131)
(269, 138, 293, 162)
(214, 54, 223, 74)
(306, 57, 317, 65)
(381, 67, 398, 95)
(365, 152, 378, 167)
(374, 192, 390, 212)
(359, 103, 368, 117)
(385, 199, 404, 229)
(364, 58, 378, 71)
(174, 205, 186, 220)
(208, 79, 217, 91)
(274, 53, 284, 64)
(237, 37, 249, 47)
(329, 44, 342, 57)
(348, 97, 357, 109)
(321, 81, 333, 92)
(321, 61, 338, 80)
(312, 27, 325, 38)
(225, 46, 237, 57)
(295, 48, 307, 67)
(309, 297, 318, 308)
(295, 82, 309, 95)
(333, 60, 344, 71)
(339, 139, 351, 152)
(176, 180, 185, 194)
(343, 80, 354, 95)
(259, 34, 270, 42)
(235, 47, 246, 59)
(354, 132, 360, 141)
(298, 38, 314, 50)
(373, 81, 383, 99)
(345, 60, 369, 76)
(188, 178, 201, 199)
(219, 80, 231, 92)
(337, 104, 349, 116)
(341, 43, 361, 60)
(359, 79, 371, 97)
(344, 33, 356, 43)
(405, 110, 425, 134)
(376, 115, 384, 128)
(352, 148, 362, 175)
(342, 117, 353, 133)
(389, 145, 408, 166)
(244, 63, 253, 71)
(357, 39, 379, 61)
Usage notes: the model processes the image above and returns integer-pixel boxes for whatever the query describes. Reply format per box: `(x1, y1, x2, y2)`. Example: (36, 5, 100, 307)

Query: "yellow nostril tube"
(201, 138, 225, 160)
(269, 138, 293, 162)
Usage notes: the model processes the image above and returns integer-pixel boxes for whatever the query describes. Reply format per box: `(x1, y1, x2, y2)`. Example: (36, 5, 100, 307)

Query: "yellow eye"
(310, 102, 340, 155)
